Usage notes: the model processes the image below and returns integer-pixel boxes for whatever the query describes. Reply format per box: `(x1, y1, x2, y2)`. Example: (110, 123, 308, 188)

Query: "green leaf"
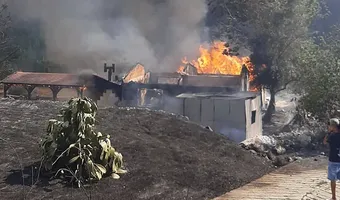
(111, 173, 120, 179)
(41, 97, 126, 184)
(99, 140, 108, 152)
(67, 143, 76, 155)
(68, 155, 80, 164)
(116, 169, 127, 174)
(94, 163, 107, 174)
(104, 150, 110, 161)
(100, 150, 105, 161)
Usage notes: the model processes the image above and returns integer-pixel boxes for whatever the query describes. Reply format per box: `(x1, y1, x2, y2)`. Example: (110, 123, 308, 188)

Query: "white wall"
(163, 96, 183, 115)
(201, 98, 214, 128)
(179, 97, 247, 143)
(245, 95, 263, 139)
(216, 99, 246, 143)
(184, 98, 201, 123)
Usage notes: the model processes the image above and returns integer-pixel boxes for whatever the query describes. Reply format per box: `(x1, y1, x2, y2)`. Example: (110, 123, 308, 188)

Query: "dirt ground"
(0, 99, 273, 200)
(262, 90, 298, 135)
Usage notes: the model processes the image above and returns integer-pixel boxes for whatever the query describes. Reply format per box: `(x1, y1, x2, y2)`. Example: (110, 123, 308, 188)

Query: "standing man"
(324, 118, 340, 200)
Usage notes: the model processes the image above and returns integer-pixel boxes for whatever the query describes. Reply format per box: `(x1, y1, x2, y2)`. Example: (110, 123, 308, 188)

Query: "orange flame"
(178, 41, 254, 81)
(123, 63, 146, 83)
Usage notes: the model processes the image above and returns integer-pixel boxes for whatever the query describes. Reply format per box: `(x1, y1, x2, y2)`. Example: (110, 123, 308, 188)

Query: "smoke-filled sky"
(8, 0, 207, 74)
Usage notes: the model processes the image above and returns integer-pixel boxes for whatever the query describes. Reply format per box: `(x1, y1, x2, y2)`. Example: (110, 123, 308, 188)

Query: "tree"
(9, 19, 46, 72)
(5, 17, 67, 74)
(207, 0, 321, 122)
(246, 0, 320, 122)
(206, 0, 250, 44)
(41, 98, 126, 187)
(295, 26, 340, 120)
(0, 3, 20, 79)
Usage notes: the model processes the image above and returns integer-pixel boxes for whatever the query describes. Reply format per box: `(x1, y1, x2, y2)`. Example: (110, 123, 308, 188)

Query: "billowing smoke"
(9, 0, 207, 74)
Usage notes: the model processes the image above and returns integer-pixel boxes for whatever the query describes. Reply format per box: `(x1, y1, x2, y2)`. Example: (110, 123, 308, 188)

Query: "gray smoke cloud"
(9, 0, 207, 74)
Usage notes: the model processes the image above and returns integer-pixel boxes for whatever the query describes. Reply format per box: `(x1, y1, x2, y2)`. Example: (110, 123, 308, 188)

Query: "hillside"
(0, 99, 273, 200)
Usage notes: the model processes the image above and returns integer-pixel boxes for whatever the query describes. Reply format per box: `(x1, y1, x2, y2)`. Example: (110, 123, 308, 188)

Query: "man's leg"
(328, 162, 337, 200)
(331, 180, 336, 200)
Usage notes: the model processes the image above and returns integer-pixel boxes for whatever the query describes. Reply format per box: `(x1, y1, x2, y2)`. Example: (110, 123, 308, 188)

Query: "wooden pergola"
(0, 72, 87, 100)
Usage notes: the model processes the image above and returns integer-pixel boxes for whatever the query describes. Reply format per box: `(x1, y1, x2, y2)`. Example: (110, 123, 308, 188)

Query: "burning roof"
(123, 63, 148, 83)
(181, 74, 243, 88)
(121, 41, 255, 91)
(177, 40, 254, 81)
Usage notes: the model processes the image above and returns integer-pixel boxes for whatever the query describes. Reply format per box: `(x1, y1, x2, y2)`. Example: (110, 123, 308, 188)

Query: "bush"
(7, 86, 27, 96)
(40, 97, 126, 187)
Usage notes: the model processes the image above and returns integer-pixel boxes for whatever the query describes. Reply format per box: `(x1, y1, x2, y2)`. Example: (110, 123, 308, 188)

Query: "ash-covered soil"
(0, 99, 273, 200)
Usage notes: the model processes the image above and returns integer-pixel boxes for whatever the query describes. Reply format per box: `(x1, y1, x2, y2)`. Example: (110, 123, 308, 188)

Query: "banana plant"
(41, 97, 126, 187)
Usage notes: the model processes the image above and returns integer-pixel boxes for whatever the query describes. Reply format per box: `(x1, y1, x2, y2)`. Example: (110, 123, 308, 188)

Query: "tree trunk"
(263, 88, 276, 123)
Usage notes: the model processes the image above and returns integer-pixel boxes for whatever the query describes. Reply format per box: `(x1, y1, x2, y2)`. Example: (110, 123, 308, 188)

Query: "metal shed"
(169, 92, 262, 143)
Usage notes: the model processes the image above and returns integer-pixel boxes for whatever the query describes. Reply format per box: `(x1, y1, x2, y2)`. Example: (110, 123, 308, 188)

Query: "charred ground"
(0, 99, 273, 200)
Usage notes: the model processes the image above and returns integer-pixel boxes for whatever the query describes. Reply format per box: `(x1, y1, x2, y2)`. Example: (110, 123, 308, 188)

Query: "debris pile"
(241, 123, 326, 167)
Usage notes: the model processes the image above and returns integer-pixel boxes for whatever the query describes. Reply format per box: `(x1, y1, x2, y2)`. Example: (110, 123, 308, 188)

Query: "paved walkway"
(215, 156, 338, 200)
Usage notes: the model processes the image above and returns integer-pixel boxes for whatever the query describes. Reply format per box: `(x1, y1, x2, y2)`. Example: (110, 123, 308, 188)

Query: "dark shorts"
(328, 161, 340, 181)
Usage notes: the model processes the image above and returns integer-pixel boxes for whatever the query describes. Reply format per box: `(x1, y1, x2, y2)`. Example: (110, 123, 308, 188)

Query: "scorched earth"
(0, 99, 273, 200)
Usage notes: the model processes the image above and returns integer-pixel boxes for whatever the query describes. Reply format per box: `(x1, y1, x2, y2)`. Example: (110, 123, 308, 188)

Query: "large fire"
(178, 41, 254, 81)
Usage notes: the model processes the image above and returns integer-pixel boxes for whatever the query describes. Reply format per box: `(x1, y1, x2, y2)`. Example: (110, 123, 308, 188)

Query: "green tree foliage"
(10, 19, 66, 73)
(10, 19, 46, 72)
(249, 0, 321, 122)
(295, 26, 340, 119)
(0, 4, 21, 79)
(41, 98, 126, 187)
(206, 0, 250, 43)
(207, 0, 321, 122)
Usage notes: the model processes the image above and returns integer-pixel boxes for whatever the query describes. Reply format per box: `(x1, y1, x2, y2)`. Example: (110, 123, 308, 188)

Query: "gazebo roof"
(0, 72, 83, 87)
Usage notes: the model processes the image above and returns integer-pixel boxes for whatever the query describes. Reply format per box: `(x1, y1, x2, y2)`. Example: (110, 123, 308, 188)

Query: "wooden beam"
(3, 84, 11, 98)
(50, 86, 62, 101)
(24, 85, 36, 100)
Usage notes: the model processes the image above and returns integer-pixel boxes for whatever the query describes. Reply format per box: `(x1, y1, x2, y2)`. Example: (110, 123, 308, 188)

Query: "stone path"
(214, 156, 339, 200)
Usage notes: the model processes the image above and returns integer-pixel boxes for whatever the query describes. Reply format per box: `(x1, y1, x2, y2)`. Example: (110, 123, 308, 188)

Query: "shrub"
(8, 86, 27, 96)
(40, 97, 126, 187)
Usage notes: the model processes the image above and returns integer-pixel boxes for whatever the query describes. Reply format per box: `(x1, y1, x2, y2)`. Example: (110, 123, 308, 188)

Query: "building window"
(251, 111, 256, 124)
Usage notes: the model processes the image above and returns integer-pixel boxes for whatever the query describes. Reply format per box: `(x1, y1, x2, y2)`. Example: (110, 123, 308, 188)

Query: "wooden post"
(24, 85, 36, 100)
(50, 86, 61, 101)
(3, 84, 10, 98)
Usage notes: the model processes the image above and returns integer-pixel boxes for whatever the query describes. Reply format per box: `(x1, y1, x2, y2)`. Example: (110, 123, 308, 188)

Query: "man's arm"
(324, 133, 330, 145)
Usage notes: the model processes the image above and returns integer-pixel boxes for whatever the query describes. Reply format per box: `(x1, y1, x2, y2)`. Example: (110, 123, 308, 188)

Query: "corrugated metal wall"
(244, 95, 263, 139)
(178, 97, 250, 143)
(163, 94, 263, 143)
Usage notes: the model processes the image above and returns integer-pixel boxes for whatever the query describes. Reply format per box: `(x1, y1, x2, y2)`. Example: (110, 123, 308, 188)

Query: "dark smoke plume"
(9, 0, 207, 74)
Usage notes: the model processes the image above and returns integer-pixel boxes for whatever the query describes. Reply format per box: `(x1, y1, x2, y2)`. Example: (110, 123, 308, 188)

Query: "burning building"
(0, 40, 263, 142)
(112, 40, 263, 142)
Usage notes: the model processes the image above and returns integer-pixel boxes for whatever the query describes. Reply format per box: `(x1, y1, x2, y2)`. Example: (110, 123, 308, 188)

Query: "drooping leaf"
(111, 173, 120, 179)
(94, 163, 107, 174)
(116, 169, 128, 174)
(68, 155, 80, 164)
(40, 97, 126, 186)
